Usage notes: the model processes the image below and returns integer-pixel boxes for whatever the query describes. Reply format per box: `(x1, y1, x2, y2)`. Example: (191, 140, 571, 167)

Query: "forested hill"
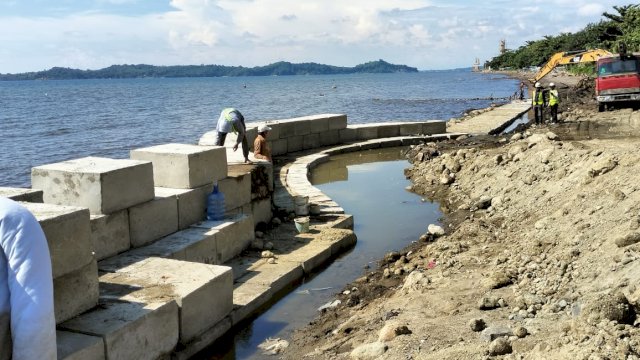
(0, 60, 418, 81)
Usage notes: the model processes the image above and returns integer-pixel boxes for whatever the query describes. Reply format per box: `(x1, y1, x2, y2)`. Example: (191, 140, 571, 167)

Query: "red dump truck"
(596, 46, 640, 112)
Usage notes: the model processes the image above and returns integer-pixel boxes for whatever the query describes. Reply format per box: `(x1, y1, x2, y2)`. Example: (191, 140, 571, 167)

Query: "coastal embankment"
(282, 73, 640, 359)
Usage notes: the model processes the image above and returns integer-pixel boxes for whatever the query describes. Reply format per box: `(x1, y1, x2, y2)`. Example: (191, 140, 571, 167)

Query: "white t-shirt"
(0, 197, 56, 360)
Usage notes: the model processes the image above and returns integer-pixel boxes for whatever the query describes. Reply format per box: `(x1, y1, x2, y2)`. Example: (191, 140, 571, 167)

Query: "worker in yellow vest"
(532, 82, 545, 125)
(548, 83, 559, 123)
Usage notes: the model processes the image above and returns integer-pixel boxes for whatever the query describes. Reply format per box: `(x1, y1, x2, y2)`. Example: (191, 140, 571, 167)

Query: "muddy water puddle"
(199, 147, 442, 359)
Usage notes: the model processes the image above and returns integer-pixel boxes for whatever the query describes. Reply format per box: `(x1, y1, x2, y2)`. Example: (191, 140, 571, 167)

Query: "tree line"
(487, 4, 640, 71)
(0, 60, 418, 81)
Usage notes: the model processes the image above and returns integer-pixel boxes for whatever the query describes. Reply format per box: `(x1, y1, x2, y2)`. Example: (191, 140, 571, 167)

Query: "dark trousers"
(533, 105, 544, 124)
(214, 132, 249, 160)
(549, 104, 558, 123)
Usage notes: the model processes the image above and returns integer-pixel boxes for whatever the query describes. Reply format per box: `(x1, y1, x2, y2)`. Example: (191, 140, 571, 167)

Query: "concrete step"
(98, 214, 254, 271)
(0, 186, 43, 202)
(99, 257, 233, 345)
(56, 330, 104, 360)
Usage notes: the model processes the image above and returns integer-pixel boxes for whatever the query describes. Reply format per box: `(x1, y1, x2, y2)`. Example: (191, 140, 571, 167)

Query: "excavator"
(529, 48, 612, 83)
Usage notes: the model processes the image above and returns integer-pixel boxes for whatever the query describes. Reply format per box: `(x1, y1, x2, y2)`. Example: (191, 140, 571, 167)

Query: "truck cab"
(596, 53, 640, 111)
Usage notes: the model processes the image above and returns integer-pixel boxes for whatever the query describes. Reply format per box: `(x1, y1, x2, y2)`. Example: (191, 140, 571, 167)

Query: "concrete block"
(155, 186, 208, 230)
(287, 135, 304, 153)
(399, 123, 423, 135)
(60, 299, 179, 360)
(0, 187, 43, 202)
(22, 202, 93, 278)
(327, 114, 348, 130)
(319, 129, 340, 146)
(57, 331, 105, 360)
(293, 120, 311, 136)
(236, 261, 303, 295)
(422, 120, 446, 134)
(309, 117, 329, 133)
(128, 194, 178, 248)
(282, 242, 332, 274)
(193, 215, 254, 264)
(100, 257, 233, 344)
(231, 282, 273, 326)
(252, 198, 272, 225)
(277, 121, 296, 138)
(130, 143, 227, 189)
(355, 126, 379, 140)
(172, 317, 232, 360)
(377, 124, 400, 138)
(90, 210, 130, 261)
(271, 139, 288, 156)
(31, 157, 154, 215)
(302, 133, 320, 150)
(218, 170, 251, 214)
(339, 128, 358, 143)
(98, 226, 218, 272)
(54, 261, 99, 324)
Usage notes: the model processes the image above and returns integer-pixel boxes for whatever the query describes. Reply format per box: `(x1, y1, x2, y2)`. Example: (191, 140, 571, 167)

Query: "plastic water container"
(206, 183, 225, 221)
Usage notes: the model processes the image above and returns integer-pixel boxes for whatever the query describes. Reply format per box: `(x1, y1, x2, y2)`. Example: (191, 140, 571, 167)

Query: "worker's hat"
(534, 82, 541, 88)
(258, 124, 272, 133)
(549, 82, 555, 87)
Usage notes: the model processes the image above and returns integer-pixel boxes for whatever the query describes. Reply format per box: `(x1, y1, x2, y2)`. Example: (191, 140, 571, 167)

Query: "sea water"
(0, 70, 518, 187)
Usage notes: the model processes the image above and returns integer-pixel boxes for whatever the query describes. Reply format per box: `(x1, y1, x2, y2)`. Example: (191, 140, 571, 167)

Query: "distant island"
(0, 60, 418, 81)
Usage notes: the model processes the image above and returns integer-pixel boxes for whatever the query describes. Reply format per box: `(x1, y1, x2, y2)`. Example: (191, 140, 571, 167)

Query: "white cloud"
(578, 4, 605, 17)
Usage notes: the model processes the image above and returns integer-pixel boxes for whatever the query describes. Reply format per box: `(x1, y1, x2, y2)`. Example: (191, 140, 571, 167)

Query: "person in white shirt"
(0, 197, 56, 360)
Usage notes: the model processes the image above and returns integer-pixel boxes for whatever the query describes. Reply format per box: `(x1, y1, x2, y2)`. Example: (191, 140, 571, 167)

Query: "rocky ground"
(279, 73, 640, 360)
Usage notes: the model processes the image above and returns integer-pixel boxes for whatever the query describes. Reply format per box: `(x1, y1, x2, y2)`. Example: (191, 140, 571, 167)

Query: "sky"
(0, 0, 634, 73)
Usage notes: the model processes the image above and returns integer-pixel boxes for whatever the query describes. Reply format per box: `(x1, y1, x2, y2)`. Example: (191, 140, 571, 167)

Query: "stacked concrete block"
(99, 214, 254, 271)
(398, 122, 424, 135)
(31, 156, 154, 215)
(155, 186, 209, 230)
(56, 331, 105, 360)
(422, 120, 447, 134)
(22, 202, 98, 323)
(218, 169, 251, 215)
(60, 299, 179, 360)
(251, 198, 273, 225)
(130, 143, 227, 188)
(128, 192, 178, 248)
(100, 257, 233, 344)
(0, 187, 43, 202)
(90, 210, 130, 260)
(192, 215, 254, 264)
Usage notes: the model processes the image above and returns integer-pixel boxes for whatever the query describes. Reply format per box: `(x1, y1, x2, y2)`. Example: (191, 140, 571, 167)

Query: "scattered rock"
(261, 250, 275, 258)
(350, 342, 388, 359)
(481, 326, 513, 342)
(427, 224, 445, 237)
(264, 241, 274, 250)
(523, 174, 537, 185)
(489, 338, 512, 356)
(514, 326, 528, 338)
(402, 271, 431, 293)
(582, 292, 634, 324)
(472, 196, 492, 210)
(589, 157, 618, 177)
(318, 300, 341, 312)
(271, 217, 282, 225)
(258, 337, 289, 355)
(546, 131, 558, 141)
(510, 133, 523, 141)
(614, 189, 627, 200)
(469, 318, 486, 332)
(394, 325, 412, 336)
(478, 296, 500, 310)
(614, 232, 640, 248)
(378, 323, 397, 342)
(255, 231, 264, 239)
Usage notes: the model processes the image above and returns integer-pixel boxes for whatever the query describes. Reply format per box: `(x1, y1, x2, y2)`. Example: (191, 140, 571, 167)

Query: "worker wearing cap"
(548, 83, 559, 123)
(253, 124, 272, 162)
(532, 82, 545, 125)
(215, 108, 251, 163)
(0, 197, 57, 360)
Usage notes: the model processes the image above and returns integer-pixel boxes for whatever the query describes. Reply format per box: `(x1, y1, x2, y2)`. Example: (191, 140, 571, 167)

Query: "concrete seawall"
(0, 112, 466, 359)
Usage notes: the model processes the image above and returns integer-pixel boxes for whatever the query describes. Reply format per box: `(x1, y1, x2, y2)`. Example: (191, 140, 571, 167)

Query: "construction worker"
(548, 83, 559, 123)
(532, 82, 545, 125)
(214, 108, 251, 163)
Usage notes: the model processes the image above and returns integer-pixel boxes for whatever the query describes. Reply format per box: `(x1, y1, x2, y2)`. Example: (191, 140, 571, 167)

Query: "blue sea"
(0, 70, 518, 187)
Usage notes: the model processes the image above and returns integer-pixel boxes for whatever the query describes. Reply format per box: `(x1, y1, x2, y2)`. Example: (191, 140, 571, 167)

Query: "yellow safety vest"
(548, 89, 559, 106)
(532, 90, 544, 105)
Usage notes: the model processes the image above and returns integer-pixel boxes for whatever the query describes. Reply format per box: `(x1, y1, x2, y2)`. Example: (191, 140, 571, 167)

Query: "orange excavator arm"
(529, 49, 612, 83)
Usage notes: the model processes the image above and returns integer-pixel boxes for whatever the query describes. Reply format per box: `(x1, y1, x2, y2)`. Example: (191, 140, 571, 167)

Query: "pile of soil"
(281, 74, 640, 359)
